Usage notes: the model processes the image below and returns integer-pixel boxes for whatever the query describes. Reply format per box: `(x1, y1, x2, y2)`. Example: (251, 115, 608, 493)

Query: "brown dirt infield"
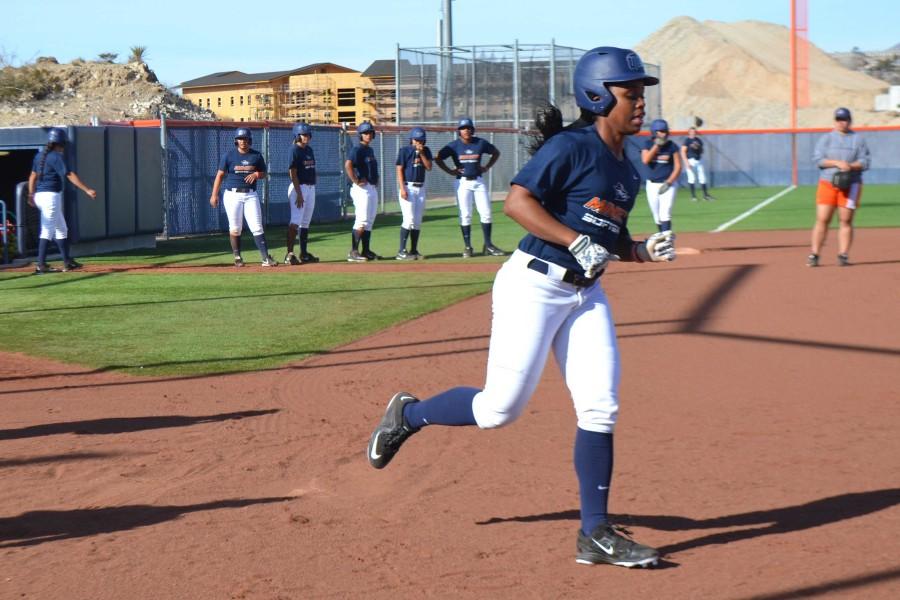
(2, 229, 899, 599)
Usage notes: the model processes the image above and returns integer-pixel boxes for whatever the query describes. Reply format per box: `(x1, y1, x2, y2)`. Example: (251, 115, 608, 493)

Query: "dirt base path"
(2, 229, 899, 599)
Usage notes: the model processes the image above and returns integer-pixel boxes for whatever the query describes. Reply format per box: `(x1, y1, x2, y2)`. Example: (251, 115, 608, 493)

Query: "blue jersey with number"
(348, 144, 378, 185)
(683, 135, 703, 160)
(511, 126, 640, 274)
(289, 144, 316, 185)
(642, 138, 679, 183)
(219, 149, 266, 191)
(438, 137, 498, 179)
(32, 150, 69, 193)
(395, 145, 432, 183)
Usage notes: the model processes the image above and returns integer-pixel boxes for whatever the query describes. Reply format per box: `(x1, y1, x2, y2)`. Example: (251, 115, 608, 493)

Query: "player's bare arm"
(396, 164, 408, 200)
(289, 167, 304, 207)
(416, 142, 433, 170)
(345, 159, 365, 185)
(209, 171, 225, 207)
(669, 151, 683, 182)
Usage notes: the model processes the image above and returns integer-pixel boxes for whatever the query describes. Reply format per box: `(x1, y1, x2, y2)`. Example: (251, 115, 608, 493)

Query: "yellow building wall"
(182, 78, 287, 122)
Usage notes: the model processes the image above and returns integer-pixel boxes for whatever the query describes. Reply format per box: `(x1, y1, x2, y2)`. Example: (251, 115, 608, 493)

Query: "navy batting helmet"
(234, 128, 252, 144)
(292, 122, 312, 138)
(408, 127, 426, 142)
(834, 107, 852, 121)
(47, 127, 68, 144)
(573, 47, 659, 117)
(650, 119, 669, 134)
(357, 121, 375, 136)
(457, 118, 474, 130)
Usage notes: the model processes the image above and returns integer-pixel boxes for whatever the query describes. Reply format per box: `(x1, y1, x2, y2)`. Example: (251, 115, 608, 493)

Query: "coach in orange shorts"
(807, 107, 870, 267)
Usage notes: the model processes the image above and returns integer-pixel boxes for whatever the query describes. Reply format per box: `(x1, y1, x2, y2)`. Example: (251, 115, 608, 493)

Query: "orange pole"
(790, 0, 798, 186)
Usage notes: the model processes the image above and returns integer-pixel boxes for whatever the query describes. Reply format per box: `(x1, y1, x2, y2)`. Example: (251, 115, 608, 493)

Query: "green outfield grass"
(0, 271, 494, 376)
(2, 183, 897, 376)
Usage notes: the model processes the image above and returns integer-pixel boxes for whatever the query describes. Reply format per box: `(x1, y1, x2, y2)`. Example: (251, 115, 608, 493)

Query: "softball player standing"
(394, 127, 433, 260)
(436, 118, 506, 258)
(680, 127, 714, 201)
(808, 107, 870, 267)
(285, 122, 319, 264)
(640, 119, 681, 232)
(26, 128, 97, 273)
(209, 128, 277, 267)
(367, 47, 676, 568)
(344, 121, 380, 262)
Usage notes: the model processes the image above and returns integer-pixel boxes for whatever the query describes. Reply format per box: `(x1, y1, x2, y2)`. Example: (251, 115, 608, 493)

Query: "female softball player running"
(345, 121, 380, 262)
(394, 127, 433, 260)
(366, 47, 676, 568)
(641, 118, 681, 232)
(209, 128, 277, 267)
(436, 118, 506, 258)
(285, 122, 319, 265)
(27, 128, 97, 274)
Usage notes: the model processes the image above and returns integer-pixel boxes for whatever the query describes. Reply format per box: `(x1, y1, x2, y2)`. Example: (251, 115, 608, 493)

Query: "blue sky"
(5, 0, 897, 89)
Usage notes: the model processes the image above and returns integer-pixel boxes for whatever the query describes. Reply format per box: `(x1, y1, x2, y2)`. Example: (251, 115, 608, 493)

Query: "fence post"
(262, 125, 270, 224)
(378, 130, 385, 214)
(513, 39, 520, 130)
(489, 132, 495, 196)
(395, 44, 401, 126)
(159, 112, 169, 239)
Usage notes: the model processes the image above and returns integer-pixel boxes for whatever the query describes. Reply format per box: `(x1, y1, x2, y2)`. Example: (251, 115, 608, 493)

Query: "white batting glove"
(658, 182, 671, 195)
(645, 231, 676, 262)
(568, 234, 619, 278)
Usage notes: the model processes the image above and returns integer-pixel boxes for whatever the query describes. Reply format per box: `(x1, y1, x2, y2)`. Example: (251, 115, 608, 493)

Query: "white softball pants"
(685, 158, 706, 185)
(223, 190, 264, 236)
(472, 250, 620, 433)
(455, 177, 492, 226)
(399, 183, 426, 229)
(351, 182, 378, 231)
(288, 183, 316, 228)
(645, 181, 677, 225)
(34, 191, 68, 240)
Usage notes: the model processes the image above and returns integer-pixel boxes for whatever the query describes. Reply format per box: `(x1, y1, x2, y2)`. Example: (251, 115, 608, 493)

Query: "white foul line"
(711, 185, 797, 233)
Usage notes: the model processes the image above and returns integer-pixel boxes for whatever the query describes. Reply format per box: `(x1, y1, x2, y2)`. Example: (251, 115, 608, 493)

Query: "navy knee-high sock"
(403, 386, 478, 428)
(299, 228, 310, 255)
(702, 183, 709, 195)
(351, 230, 361, 251)
(362, 230, 372, 253)
(37, 238, 49, 265)
(481, 222, 493, 246)
(660, 220, 672, 232)
(253, 234, 270, 260)
(399, 227, 410, 252)
(55, 238, 70, 264)
(460, 225, 472, 247)
(410, 229, 420, 252)
(689, 183, 696, 197)
(574, 427, 614, 536)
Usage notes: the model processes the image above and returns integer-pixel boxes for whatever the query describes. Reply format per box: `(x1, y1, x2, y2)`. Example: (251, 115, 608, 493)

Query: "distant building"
(179, 63, 377, 125)
(361, 59, 408, 124)
(875, 85, 900, 111)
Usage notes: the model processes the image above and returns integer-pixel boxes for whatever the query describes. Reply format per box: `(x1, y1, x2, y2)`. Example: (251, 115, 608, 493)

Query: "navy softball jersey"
(683, 136, 704, 160)
(642, 138, 679, 183)
(348, 144, 379, 185)
(32, 151, 68, 192)
(289, 145, 317, 185)
(396, 145, 433, 183)
(218, 149, 266, 191)
(512, 126, 640, 274)
(438, 137, 498, 179)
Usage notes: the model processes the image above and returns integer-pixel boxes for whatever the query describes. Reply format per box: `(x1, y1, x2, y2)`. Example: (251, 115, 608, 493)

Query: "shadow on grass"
(0, 409, 278, 441)
(0, 496, 294, 548)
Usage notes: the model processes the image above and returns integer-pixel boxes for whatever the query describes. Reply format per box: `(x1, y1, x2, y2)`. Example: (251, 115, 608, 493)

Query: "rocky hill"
(0, 58, 216, 126)
(636, 17, 900, 129)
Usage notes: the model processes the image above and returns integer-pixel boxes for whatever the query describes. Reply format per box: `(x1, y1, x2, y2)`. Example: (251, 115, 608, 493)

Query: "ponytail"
(527, 104, 598, 155)
(38, 142, 53, 176)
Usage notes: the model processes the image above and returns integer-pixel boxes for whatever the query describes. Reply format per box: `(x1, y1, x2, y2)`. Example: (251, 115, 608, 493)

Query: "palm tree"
(129, 46, 148, 64)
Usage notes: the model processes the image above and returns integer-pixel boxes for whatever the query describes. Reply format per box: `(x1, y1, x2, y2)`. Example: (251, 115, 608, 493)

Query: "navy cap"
(834, 107, 852, 121)
(457, 118, 474, 130)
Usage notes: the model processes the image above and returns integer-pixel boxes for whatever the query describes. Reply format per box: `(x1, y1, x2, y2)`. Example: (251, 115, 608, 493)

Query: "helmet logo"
(625, 53, 643, 72)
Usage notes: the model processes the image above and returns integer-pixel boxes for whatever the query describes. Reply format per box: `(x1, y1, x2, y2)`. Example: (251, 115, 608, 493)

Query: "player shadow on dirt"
(0, 451, 119, 469)
(0, 409, 278, 441)
(0, 496, 294, 548)
(476, 487, 900, 557)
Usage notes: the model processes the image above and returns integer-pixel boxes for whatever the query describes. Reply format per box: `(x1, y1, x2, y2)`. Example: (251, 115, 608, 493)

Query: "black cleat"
(806, 253, 819, 268)
(62, 259, 83, 271)
(234, 255, 245, 267)
(362, 250, 379, 261)
(300, 253, 320, 264)
(837, 253, 850, 267)
(367, 392, 420, 469)
(461, 246, 475, 258)
(261, 255, 279, 267)
(576, 524, 660, 568)
(409, 251, 425, 260)
(395, 249, 414, 261)
(483, 243, 506, 256)
(347, 250, 368, 262)
(34, 263, 60, 274)
(284, 252, 301, 265)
